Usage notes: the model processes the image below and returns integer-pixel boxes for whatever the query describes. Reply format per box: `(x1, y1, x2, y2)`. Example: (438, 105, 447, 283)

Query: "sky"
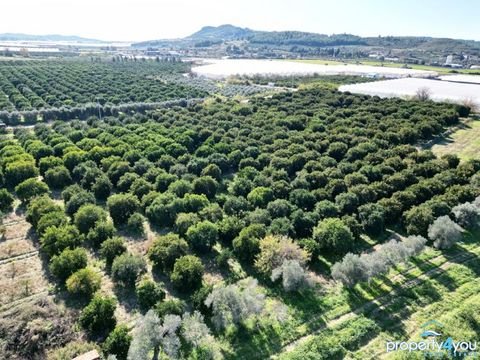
(2, 0, 479, 42)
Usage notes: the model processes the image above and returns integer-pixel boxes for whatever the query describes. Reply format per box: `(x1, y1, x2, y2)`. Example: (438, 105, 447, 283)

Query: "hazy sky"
(2, 0, 479, 42)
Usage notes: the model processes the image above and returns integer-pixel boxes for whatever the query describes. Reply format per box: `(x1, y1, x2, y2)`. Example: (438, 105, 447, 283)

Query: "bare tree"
(415, 87, 431, 101)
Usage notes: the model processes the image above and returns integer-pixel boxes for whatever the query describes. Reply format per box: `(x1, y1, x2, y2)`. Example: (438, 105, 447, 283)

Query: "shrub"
(79, 294, 116, 335)
(49, 247, 88, 283)
(44, 166, 72, 189)
(170, 255, 204, 291)
(65, 190, 96, 217)
(40, 224, 82, 257)
(154, 299, 185, 319)
(174, 212, 200, 237)
(127, 212, 145, 235)
(193, 176, 218, 199)
(331, 235, 427, 287)
(66, 267, 102, 298)
(136, 280, 165, 311)
(74, 204, 108, 234)
(15, 178, 49, 203)
(255, 235, 310, 275)
(232, 223, 266, 261)
(107, 193, 140, 226)
(148, 233, 188, 271)
(111, 253, 147, 287)
(313, 218, 354, 252)
(404, 206, 434, 236)
(428, 215, 463, 249)
(26, 195, 61, 228)
(0, 189, 14, 211)
(36, 210, 68, 236)
(186, 220, 219, 252)
(92, 175, 112, 200)
(5, 161, 38, 187)
(87, 221, 116, 248)
(103, 324, 132, 360)
(247, 186, 274, 207)
(100, 236, 127, 266)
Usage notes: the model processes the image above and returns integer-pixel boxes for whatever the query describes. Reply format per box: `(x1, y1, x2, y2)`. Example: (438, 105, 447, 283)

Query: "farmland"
(1, 61, 480, 360)
(430, 119, 480, 161)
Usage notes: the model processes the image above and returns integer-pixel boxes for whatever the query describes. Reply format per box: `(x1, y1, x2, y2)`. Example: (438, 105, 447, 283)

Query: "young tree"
(100, 236, 127, 266)
(15, 178, 49, 203)
(232, 223, 266, 261)
(44, 166, 72, 189)
(66, 267, 102, 298)
(127, 212, 145, 235)
(247, 186, 274, 208)
(428, 215, 463, 249)
(170, 255, 204, 292)
(0, 189, 14, 211)
(79, 294, 117, 336)
(255, 235, 310, 275)
(107, 194, 140, 226)
(74, 204, 108, 234)
(103, 324, 132, 360)
(185, 220, 219, 252)
(148, 233, 188, 272)
(49, 247, 88, 283)
(174, 212, 200, 237)
(40, 224, 82, 257)
(136, 279, 165, 311)
(331, 253, 368, 287)
(87, 221, 116, 248)
(111, 253, 147, 287)
(313, 218, 354, 252)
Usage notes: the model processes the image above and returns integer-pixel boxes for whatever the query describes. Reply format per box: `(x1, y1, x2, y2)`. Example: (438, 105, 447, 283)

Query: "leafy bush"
(15, 178, 49, 203)
(148, 233, 188, 271)
(40, 224, 82, 257)
(313, 218, 354, 252)
(49, 247, 88, 283)
(103, 324, 132, 360)
(107, 193, 140, 226)
(126, 212, 145, 235)
(66, 267, 102, 298)
(100, 236, 127, 266)
(186, 220, 219, 252)
(79, 294, 116, 335)
(111, 253, 147, 287)
(0, 189, 14, 211)
(74, 204, 108, 234)
(170, 255, 204, 291)
(135, 279, 166, 311)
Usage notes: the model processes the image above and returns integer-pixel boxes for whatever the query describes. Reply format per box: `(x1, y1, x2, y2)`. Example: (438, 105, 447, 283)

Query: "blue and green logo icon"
(420, 319, 443, 338)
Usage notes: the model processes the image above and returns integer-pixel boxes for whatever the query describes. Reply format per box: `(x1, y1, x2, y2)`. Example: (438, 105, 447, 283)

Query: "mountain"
(187, 24, 254, 41)
(131, 24, 480, 60)
(0, 33, 105, 43)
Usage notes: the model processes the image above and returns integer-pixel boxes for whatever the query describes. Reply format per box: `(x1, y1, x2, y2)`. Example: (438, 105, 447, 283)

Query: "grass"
(263, 231, 480, 360)
(430, 119, 480, 160)
(287, 58, 480, 75)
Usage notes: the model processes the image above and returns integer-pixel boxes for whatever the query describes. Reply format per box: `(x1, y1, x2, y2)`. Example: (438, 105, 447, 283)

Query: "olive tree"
(428, 216, 463, 249)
